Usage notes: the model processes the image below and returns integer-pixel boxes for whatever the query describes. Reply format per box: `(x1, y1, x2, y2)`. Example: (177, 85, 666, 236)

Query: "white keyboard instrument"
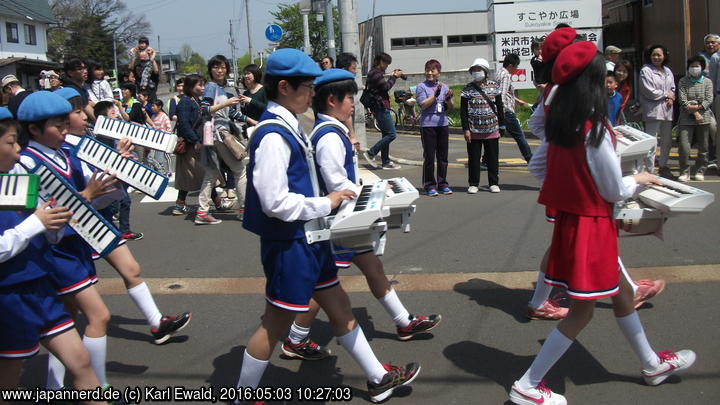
(0, 174, 39, 210)
(305, 181, 389, 255)
(31, 162, 121, 257)
(74, 135, 169, 200)
(94, 115, 178, 153)
(383, 177, 419, 232)
(613, 125, 657, 175)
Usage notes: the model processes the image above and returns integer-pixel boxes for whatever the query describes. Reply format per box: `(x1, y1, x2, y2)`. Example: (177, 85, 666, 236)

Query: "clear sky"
(121, 0, 488, 59)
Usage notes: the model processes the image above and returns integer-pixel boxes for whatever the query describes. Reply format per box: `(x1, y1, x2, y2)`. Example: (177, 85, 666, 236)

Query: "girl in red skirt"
(509, 42, 696, 405)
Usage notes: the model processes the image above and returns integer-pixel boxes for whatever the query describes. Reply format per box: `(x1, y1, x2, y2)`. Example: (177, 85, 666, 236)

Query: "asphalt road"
(13, 136, 720, 404)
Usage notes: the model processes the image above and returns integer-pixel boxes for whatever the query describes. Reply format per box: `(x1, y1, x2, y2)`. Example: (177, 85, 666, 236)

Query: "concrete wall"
(360, 11, 492, 75)
(0, 16, 49, 60)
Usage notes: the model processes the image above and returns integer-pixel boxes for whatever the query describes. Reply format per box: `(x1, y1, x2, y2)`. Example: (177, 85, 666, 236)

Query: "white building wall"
(0, 16, 49, 60)
(377, 12, 493, 74)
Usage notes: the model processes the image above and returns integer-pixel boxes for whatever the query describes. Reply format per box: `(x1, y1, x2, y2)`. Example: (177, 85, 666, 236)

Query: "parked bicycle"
(364, 106, 397, 132)
(394, 90, 420, 131)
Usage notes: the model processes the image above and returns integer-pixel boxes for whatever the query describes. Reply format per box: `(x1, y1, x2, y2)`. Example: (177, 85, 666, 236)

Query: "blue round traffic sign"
(265, 24, 283, 42)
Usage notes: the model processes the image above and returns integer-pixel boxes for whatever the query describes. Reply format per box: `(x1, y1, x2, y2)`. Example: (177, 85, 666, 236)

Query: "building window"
(447, 34, 489, 47)
(390, 36, 442, 50)
(6, 23, 19, 43)
(24, 24, 36, 45)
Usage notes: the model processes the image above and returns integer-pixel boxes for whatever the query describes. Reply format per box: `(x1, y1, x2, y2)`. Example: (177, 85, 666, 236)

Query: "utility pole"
(245, 0, 254, 64)
(157, 35, 163, 88)
(229, 19, 239, 88)
(338, 0, 365, 147)
(112, 35, 118, 81)
(683, 0, 691, 60)
(300, 0, 312, 55)
(325, 0, 336, 61)
(366, 0, 377, 73)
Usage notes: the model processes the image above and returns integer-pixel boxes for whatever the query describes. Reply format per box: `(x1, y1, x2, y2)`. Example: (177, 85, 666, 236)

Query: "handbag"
(220, 130, 248, 160)
(360, 87, 377, 111)
(173, 136, 187, 154)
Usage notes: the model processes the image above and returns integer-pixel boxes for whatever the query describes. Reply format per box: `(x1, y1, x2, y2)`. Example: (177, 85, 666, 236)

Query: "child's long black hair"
(546, 52, 608, 149)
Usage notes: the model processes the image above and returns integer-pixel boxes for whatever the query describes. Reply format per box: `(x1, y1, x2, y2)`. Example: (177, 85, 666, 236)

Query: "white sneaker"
(362, 150, 377, 168)
(677, 173, 690, 182)
(694, 172, 705, 181)
(509, 381, 567, 405)
(382, 162, 402, 170)
(489, 185, 501, 193)
(642, 349, 696, 386)
(467, 186, 479, 194)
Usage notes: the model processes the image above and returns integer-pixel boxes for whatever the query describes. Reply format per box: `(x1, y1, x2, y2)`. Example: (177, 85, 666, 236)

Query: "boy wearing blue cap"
(284, 69, 440, 359)
(55, 87, 192, 346)
(12, 91, 120, 390)
(237, 50, 420, 403)
(0, 107, 106, 402)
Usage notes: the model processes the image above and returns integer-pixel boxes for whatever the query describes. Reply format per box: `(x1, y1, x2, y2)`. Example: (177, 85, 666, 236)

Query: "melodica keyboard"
(384, 177, 419, 232)
(305, 181, 389, 255)
(638, 176, 714, 214)
(94, 115, 178, 153)
(0, 174, 39, 210)
(613, 125, 657, 175)
(74, 135, 169, 199)
(31, 162, 121, 257)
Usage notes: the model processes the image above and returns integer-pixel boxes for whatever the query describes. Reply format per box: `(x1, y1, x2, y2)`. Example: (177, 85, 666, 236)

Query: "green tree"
(270, 2, 340, 59)
(179, 52, 206, 75)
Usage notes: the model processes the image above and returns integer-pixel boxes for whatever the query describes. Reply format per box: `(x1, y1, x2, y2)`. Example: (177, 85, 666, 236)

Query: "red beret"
(552, 41, 598, 85)
(541, 27, 576, 62)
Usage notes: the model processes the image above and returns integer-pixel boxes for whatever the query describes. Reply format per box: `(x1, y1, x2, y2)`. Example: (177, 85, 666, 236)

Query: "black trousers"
(420, 126, 449, 190)
(466, 138, 499, 187)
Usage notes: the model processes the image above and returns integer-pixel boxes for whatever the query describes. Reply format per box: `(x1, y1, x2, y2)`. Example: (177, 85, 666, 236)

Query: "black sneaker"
(281, 337, 331, 360)
(151, 312, 192, 344)
(367, 362, 421, 403)
(396, 314, 442, 341)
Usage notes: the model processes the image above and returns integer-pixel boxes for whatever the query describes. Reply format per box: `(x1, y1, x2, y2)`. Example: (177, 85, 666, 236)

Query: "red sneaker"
(633, 279, 666, 309)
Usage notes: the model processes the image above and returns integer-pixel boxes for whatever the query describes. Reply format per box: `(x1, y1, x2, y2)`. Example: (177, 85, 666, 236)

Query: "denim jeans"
(504, 110, 533, 162)
(369, 106, 397, 165)
(110, 184, 131, 233)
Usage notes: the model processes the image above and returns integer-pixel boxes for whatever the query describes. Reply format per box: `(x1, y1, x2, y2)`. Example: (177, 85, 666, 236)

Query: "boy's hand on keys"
(81, 169, 119, 201)
(35, 201, 72, 230)
(327, 190, 357, 209)
(634, 172, 662, 185)
(117, 137, 135, 158)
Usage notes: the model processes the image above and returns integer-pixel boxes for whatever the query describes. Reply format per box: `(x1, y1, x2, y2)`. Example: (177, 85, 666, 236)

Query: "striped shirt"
(496, 67, 516, 113)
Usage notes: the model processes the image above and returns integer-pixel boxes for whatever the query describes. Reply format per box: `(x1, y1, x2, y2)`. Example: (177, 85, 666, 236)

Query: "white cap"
(469, 58, 490, 72)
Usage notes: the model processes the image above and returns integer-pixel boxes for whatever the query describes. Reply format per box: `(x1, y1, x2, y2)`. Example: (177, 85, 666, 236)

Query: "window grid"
(24, 24, 36, 45)
(6, 23, 19, 43)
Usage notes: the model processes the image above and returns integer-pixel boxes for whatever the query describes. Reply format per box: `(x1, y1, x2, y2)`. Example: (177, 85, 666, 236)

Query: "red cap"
(552, 41, 598, 85)
(541, 27, 577, 62)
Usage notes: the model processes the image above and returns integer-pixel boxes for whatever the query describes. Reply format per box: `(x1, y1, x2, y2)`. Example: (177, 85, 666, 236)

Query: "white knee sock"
(615, 312, 660, 370)
(378, 289, 411, 328)
(288, 322, 310, 344)
(529, 271, 553, 309)
(127, 282, 163, 329)
(337, 325, 387, 384)
(518, 328, 573, 390)
(83, 335, 107, 386)
(236, 350, 268, 390)
(618, 258, 639, 294)
(47, 353, 66, 389)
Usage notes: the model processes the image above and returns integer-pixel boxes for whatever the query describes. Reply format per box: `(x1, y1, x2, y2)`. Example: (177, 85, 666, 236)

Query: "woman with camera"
(363, 52, 405, 170)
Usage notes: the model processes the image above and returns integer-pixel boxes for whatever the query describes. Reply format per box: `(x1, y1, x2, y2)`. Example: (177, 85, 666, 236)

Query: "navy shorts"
(49, 235, 97, 295)
(333, 244, 374, 269)
(0, 277, 74, 359)
(260, 238, 339, 312)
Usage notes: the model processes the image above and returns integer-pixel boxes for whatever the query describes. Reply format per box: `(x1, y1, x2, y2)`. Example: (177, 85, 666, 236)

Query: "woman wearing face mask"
(415, 59, 454, 196)
(677, 55, 715, 182)
(460, 58, 505, 194)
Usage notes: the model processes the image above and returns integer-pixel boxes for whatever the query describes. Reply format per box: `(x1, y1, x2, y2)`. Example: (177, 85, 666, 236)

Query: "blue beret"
(314, 68, 355, 86)
(17, 91, 72, 122)
(54, 87, 82, 100)
(266, 48, 322, 77)
(0, 107, 12, 121)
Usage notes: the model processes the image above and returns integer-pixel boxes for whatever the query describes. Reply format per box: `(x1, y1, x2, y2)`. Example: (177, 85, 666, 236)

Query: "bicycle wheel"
(388, 109, 398, 130)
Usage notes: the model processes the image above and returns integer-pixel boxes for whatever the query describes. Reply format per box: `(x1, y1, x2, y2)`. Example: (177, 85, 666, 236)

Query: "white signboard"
(494, 28, 603, 90)
(492, 0, 602, 32)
